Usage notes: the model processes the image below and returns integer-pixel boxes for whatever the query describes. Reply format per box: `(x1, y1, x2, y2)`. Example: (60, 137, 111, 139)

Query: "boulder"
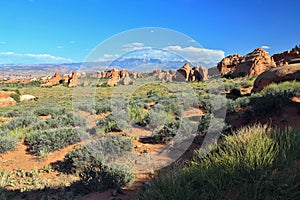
(252, 63, 300, 93)
(20, 94, 37, 102)
(0, 91, 17, 107)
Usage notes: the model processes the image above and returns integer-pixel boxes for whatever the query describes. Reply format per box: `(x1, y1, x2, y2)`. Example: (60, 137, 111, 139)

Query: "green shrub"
(44, 113, 87, 128)
(151, 119, 180, 143)
(97, 114, 122, 133)
(72, 163, 135, 195)
(60, 135, 133, 173)
(34, 108, 55, 116)
(9, 93, 20, 103)
(25, 127, 85, 155)
(129, 106, 147, 125)
(75, 103, 95, 114)
(0, 134, 18, 153)
(2, 115, 39, 131)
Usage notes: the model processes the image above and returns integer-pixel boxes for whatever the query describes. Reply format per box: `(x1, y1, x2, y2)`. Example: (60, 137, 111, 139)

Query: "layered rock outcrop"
(272, 49, 300, 66)
(174, 62, 208, 82)
(68, 71, 80, 87)
(218, 48, 276, 78)
(41, 72, 62, 87)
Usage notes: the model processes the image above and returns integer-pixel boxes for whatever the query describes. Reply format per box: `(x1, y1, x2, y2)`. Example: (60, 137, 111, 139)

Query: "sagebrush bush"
(151, 119, 180, 143)
(97, 114, 122, 133)
(0, 134, 18, 153)
(72, 163, 135, 194)
(25, 127, 85, 155)
(2, 115, 39, 131)
(34, 108, 55, 116)
(43, 113, 87, 129)
(60, 135, 133, 173)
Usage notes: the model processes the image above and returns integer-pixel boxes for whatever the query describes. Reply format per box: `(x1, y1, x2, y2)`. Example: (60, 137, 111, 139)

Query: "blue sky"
(0, 0, 299, 64)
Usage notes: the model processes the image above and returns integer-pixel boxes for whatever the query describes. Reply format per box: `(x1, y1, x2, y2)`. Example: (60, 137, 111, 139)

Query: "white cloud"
(188, 39, 196, 43)
(69, 41, 76, 44)
(57, 45, 64, 49)
(0, 52, 73, 64)
(163, 45, 225, 64)
(97, 53, 119, 62)
(0, 41, 6, 45)
(261, 45, 270, 49)
(122, 42, 151, 52)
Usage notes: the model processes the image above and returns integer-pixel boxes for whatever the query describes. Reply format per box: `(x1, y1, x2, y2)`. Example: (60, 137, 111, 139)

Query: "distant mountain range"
(0, 58, 216, 76)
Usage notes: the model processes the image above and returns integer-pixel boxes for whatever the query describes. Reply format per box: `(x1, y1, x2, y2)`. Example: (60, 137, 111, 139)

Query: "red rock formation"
(68, 71, 80, 87)
(107, 69, 120, 87)
(41, 72, 62, 87)
(217, 54, 241, 75)
(272, 49, 300, 66)
(175, 62, 193, 81)
(21, 78, 30, 84)
(120, 69, 127, 78)
(63, 74, 70, 83)
(120, 72, 133, 85)
(232, 48, 276, 77)
(192, 66, 209, 81)
(252, 63, 300, 93)
(217, 48, 276, 78)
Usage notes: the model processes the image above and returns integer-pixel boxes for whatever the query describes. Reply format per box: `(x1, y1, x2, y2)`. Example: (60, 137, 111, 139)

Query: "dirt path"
(0, 141, 82, 171)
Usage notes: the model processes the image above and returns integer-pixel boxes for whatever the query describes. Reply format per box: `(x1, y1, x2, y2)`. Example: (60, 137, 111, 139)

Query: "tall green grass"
(139, 124, 300, 200)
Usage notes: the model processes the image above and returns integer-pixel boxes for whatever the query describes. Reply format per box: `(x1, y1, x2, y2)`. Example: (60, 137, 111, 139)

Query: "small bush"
(73, 163, 135, 194)
(2, 115, 39, 131)
(60, 135, 133, 173)
(25, 127, 85, 155)
(97, 114, 122, 133)
(151, 119, 180, 143)
(9, 93, 20, 103)
(44, 113, 87, 128)
(34, 108, 55, 116)
(0, 134, 18, 153)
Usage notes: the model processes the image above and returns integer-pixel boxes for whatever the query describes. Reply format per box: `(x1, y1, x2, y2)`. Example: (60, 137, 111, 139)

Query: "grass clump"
(140, 124, 300, 200)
